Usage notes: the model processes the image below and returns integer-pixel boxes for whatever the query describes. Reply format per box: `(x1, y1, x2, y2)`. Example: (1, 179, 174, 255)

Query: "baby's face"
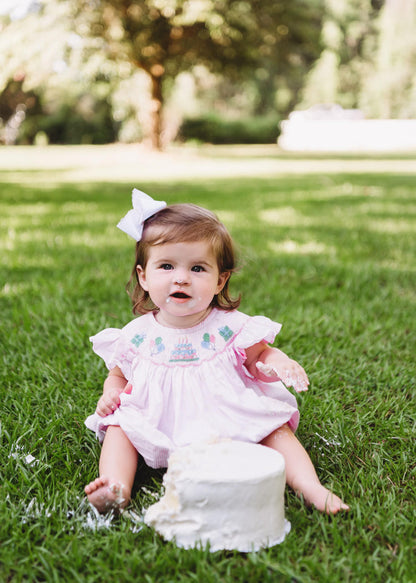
(136, 240, 228, 328)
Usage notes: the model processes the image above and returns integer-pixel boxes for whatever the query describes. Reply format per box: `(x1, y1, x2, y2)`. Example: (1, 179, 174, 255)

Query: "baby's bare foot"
(84, 476, 130, 513)
(300, 483, 349, 514)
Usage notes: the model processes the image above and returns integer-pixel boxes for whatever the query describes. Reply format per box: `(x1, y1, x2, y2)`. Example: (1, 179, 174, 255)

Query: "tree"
(299, 0, 384, 111)
(361, 0, 416, 118)
(0, 0, 123, 144)
(71, 0, 324, 149)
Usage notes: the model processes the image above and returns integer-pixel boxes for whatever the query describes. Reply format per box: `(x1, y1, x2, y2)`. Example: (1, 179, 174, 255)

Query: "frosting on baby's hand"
(256, 361, 279, 378)
(256, 361, 309, 393)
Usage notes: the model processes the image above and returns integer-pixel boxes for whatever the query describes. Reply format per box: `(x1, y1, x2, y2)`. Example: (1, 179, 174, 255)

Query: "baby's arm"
(95, 366, 130, 417)
(245, 342, 309, 393)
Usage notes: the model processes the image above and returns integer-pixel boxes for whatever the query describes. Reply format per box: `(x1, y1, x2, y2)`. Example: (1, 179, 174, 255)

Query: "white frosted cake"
(144, 441, 291, 552)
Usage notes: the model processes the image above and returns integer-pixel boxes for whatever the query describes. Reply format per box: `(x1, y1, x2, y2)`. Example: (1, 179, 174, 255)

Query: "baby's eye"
(191, 265, 205, 273)
(160, 263, 173, 270)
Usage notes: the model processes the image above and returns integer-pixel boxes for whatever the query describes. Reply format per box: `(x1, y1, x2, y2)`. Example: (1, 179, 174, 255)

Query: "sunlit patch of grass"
(1, 147, 415, 582)
(365, 218, 415, 234)
(258, 206, 301, 225)
(214, 209, 240, 226)
(268, 239, 336, 256)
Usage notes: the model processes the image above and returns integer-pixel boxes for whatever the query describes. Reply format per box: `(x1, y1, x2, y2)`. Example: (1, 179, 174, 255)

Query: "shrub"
(178, 113, 281, 144)
(19, 99, 119, 145)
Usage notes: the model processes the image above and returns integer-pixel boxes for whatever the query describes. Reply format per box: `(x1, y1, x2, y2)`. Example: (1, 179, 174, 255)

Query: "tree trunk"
(150, 72, 164, 150)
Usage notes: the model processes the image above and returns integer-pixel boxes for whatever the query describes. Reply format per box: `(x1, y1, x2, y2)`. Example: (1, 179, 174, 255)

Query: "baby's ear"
(136, 265, 148, 290)
(217, 271, 230, 293)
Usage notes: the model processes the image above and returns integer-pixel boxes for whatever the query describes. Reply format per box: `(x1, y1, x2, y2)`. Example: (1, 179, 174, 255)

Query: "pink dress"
(85, 308, 299, 468)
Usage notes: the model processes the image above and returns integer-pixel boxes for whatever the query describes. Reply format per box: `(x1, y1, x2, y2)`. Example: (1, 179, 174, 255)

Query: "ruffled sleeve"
(235, 315, 282, 350)
(230, 315, 282, 379)
(90, 327, 134, 380)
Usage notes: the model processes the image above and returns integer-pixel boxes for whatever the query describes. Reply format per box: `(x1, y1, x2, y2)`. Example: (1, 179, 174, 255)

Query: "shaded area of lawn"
(1, 162, 415, 582)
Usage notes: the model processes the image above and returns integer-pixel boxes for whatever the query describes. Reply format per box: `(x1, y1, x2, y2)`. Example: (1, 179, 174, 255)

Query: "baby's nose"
(174, 270, 189, 285)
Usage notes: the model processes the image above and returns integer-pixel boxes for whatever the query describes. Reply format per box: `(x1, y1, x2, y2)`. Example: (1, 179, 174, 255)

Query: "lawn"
(1, 145, 415, 582)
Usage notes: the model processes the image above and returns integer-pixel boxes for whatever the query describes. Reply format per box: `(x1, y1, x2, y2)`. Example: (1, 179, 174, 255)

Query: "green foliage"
(179, 113, 281, 144)
(0, 1, 127, 145)
(22, 0, 325, 147)
(2, 0, 416, 150)
(32, 101, 118, 145)
(300, 0, 416, 119)
(1, 145, 415, 581)
(73, 0, 324, 81)
(360, 0, 416, 118)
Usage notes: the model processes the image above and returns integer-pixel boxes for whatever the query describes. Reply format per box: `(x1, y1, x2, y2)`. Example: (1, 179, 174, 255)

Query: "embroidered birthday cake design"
(170, 337, 199, 362)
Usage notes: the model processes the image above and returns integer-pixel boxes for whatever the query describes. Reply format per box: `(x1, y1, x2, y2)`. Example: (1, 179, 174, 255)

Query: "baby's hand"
(96, 383, 133, 416)
(256, 361, 279, 378)
(256, 360, 309, 393)
(95, 390, 120, 417)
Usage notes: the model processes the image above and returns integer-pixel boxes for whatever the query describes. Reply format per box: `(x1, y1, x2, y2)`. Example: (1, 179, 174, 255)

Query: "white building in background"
(278, 105, 416, 152)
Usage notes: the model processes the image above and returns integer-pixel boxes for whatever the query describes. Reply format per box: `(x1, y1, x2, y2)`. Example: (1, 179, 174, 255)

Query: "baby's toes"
(85, 476, 108, 495)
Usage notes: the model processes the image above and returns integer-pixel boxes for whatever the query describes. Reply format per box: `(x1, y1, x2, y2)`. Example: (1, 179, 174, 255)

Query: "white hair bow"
(117, 188, 167, 241)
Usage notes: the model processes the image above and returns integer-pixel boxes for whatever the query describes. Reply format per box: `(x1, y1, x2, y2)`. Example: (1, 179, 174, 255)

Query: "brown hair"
(127, 203, 241, 314)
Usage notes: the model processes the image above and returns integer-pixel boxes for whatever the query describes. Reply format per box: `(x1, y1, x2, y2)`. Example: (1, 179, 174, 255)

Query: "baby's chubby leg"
(85, 425, 138, 513)
(261, 424, 349, 514)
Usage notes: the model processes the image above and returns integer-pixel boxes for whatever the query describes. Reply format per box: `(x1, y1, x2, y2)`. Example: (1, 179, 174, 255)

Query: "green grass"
(1, 146, 415, 582)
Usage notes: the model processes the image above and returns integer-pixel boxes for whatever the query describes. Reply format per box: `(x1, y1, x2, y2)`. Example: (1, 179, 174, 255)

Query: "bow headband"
(117, 188, 167, 241)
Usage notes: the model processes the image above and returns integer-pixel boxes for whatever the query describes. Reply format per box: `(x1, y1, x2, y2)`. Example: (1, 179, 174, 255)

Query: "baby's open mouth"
(171, 292, 190, 299)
